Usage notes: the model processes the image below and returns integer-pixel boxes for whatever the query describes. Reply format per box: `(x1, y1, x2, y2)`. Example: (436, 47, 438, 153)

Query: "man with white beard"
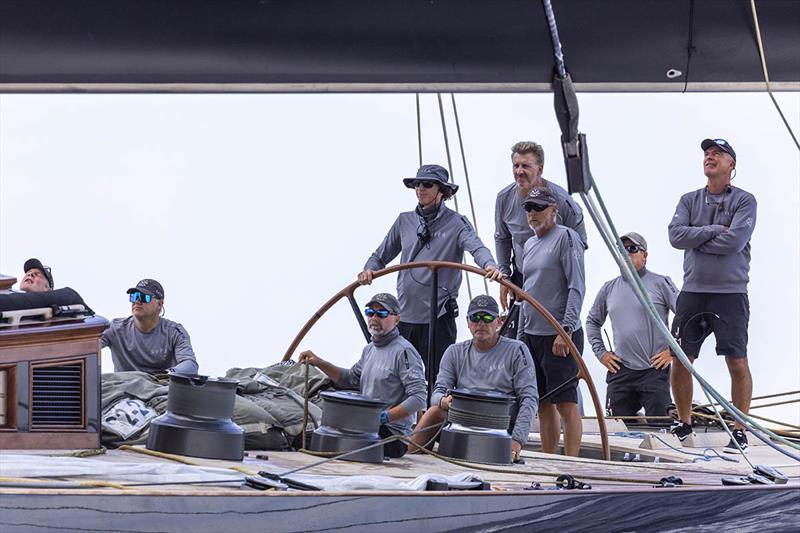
(299, 293, 427, 458)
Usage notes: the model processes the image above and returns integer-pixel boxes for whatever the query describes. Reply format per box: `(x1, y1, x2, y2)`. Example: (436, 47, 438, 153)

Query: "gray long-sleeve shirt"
(338, 329, 427, 435)
(101, 316, 199, 374)
(364, 203, 498, 324)
(586, 268, 679, 371)
(668, 186, 757, 293)
(494, 180, 587, 276)
(521, 225, 586, 335)
(431, 336, 538, 446)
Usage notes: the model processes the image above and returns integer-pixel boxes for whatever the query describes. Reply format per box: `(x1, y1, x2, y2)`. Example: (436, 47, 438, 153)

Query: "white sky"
(1, 91, 798, 425)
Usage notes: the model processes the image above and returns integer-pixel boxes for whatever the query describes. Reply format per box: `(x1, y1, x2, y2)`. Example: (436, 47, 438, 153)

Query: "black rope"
(682, 0, 696, 93)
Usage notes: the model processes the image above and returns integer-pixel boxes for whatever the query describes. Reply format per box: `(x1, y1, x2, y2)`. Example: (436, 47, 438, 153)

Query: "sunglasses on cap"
(625, 244, 643, 254)
(413, 180, 436, 189)
(129, 291, 154, 304)
(469, 312, 496, 324)
(524, 203, 549, 213)
(365, 308, 392, 319)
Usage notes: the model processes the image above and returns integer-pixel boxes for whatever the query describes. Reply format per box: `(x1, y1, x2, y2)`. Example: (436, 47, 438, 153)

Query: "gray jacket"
(338, 329, 427, 435)
(101, 316, 198, 375)
(586, 268, 678, 371)
(431, 336, 538, 446)
(364, 203, 497, 324)
(494, 180, 587, 276)
(668, 186, 756, 293)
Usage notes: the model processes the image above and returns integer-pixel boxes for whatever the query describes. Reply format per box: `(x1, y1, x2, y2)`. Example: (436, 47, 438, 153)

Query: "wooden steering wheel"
(281, 260, 610, 461)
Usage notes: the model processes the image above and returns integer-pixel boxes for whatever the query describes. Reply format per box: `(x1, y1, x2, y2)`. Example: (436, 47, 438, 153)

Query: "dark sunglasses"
(129, 291, 153, 304)
(469, 312, 496, 324)
(413, 180, 436, 189)
(365, 308, 392, 319)
(625, 244, 642, 254)
(524, 203, 549, 213)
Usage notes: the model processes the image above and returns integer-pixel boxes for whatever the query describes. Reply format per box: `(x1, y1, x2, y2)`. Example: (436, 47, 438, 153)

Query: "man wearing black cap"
(19, 258, 54, 293)
(494, 142, 588, 327)
(520, 186, 586, 457)
(668, 138, 757, 453)
(586, 232, 678, 421)
(358, 164, 503, 385)
(101, 279, 199, 375)
(299, 293, 427, 458)
(409, 295, 538, 461)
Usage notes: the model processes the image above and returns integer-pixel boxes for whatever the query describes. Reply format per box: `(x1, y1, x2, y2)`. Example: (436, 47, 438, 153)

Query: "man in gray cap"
(359, 164, 503, 387)
(586, 232, 678, 421)
(101, 279, 199, 375)
(299, 293, 427, 458)
(494, 142, 587, 333)
(19, 258, 54, 293)
(409, 294, 538, 461)
(519, 186, 586, 457)
(668, 138, 757, 453)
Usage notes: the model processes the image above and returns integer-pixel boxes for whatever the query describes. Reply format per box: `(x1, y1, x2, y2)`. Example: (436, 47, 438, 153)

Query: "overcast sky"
(1, 91, 798, 424)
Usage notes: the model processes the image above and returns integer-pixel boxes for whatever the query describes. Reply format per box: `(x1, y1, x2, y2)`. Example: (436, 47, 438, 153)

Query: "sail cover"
(1, 0, 798, 93)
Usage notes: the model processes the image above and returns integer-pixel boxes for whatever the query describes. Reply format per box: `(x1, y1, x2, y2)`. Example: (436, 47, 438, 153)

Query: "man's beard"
(368, 323, 385, 336)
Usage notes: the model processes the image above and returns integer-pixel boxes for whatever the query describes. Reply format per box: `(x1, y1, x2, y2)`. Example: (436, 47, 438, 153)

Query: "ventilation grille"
(31, 361, 84, 429)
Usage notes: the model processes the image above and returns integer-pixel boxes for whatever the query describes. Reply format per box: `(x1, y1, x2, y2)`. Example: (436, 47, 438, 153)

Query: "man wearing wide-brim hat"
(358, 164, 503, 386)
(101, 278, 199, 375)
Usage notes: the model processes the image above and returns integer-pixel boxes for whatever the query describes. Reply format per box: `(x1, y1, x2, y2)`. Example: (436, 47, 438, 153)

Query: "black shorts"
(606, 366, 671, 419)
(379, 425, 407, 459)
(523, 329, 584, 405)
(671, 292, 749, 358)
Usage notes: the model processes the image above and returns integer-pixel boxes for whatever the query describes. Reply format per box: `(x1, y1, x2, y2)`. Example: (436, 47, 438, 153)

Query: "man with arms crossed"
(668, 138, 756, 452)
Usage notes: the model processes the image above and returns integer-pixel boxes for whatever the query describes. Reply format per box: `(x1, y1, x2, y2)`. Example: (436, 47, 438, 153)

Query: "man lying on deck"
(299, 292, 427, 459)
(409, 295, 538, 462)
(19, 258, 54, 293)
(101, 278, 199, 375)
(585, 232, 678, 422)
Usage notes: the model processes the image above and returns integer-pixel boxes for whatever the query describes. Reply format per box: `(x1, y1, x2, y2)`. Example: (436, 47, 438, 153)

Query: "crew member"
(409, 295, 537, 461)
(520, 186, 585, 457)
(668, 138, 756, 453)
(586, 232, 678, 421)
(19, 258, 54, 293)
(494, 141, 587, 328)
(359, 164, 502, 383)
(299, 293, 427, 458)
(102, 278, 199, 375)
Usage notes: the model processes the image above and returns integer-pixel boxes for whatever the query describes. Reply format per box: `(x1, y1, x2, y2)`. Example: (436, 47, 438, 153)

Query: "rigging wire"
(682, 0, 696, 94)
(451, 93, 489, 295)
(437, 92, 473, 301)
(415, 93, 423, 166)
(750, 0, 800, 150)
(539, 0, 800, 464)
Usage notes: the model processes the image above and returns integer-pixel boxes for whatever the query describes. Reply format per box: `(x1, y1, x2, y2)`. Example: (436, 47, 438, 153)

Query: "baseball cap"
(467, 294, 499, 316)
(523, 186, 558, 208)
(701, 138, 736, 162)
(23, 258, 54, 288)
(621, 232, 647, 251)
(365, 293, 401, 315)
(127, 279, 165, 299)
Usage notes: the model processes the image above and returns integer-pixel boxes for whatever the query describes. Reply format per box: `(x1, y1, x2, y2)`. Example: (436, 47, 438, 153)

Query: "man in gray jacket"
(102, 278, 199, 375)
(359, 164, 503, 386)
(494, 141, 587, 329)
(586, 232, 678, 421)
(409, 295, 538, 461)
(668, 138, 757, 453)
(299, 293, 427, 458)
(520, 186, 586, 457)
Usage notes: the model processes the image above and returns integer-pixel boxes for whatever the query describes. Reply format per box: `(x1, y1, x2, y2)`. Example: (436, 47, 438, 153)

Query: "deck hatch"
(30, 360, 84, 429)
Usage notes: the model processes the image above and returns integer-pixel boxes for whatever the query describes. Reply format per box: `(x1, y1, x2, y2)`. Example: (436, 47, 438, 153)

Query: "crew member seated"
(101, 278, 199, 375)
(410, 295, 538, 461)
(19, 258, 54, 293)
(299, 292, 427, 458)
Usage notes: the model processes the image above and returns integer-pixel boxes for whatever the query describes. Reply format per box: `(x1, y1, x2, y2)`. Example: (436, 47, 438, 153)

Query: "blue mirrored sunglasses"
(364, 308, 391, 319)
(129, 291, 153, 304)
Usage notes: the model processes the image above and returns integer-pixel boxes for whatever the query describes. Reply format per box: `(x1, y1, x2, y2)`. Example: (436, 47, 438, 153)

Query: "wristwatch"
(562, 325, 573, 335)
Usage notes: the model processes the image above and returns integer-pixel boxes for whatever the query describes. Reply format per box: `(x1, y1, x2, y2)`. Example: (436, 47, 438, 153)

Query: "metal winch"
(146, 373, 244, 461)
(309, 391, 386, 463)
(437, 388, 515, 465)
